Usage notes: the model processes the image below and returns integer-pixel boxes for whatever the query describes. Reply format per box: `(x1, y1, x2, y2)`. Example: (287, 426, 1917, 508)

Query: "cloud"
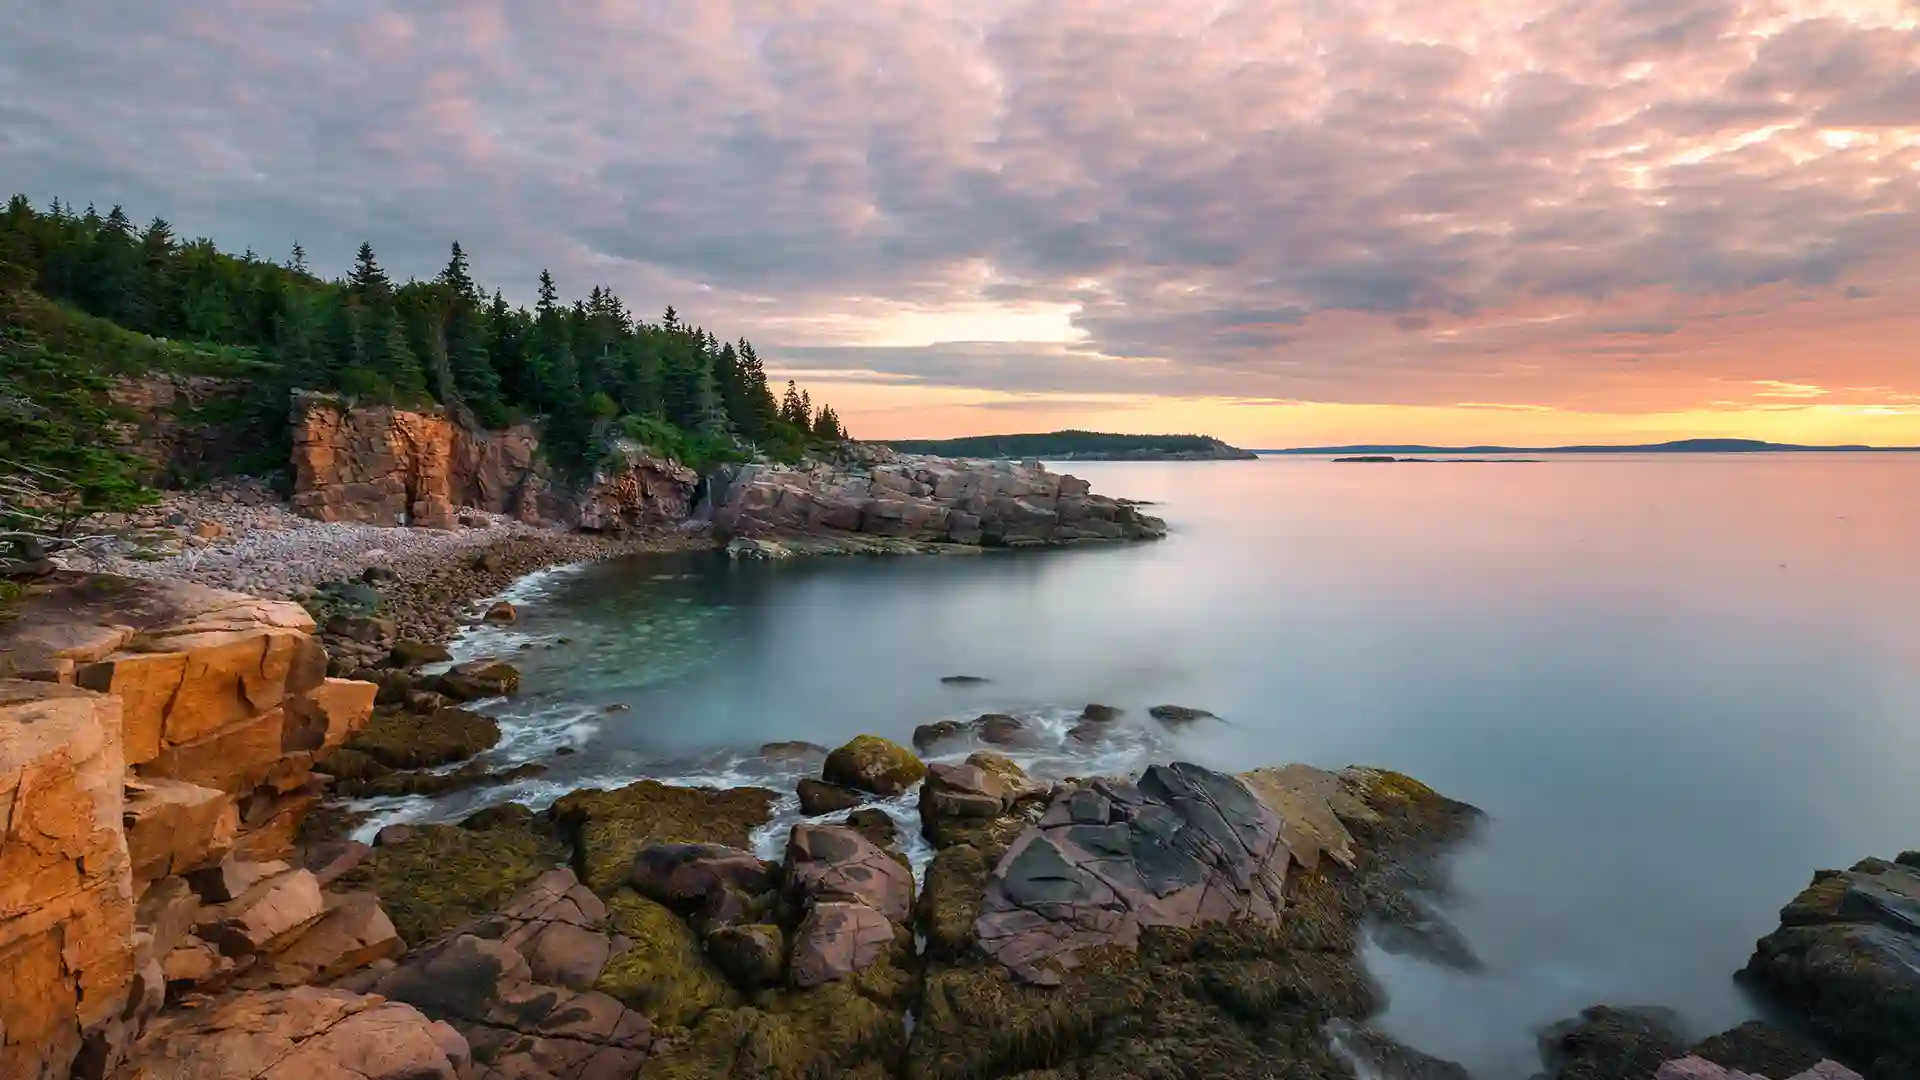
(1, 0, 1918, 423)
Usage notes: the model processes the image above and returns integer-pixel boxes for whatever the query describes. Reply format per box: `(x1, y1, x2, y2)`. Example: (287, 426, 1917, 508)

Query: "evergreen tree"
(287, 242, 308, 275)
(781, 380, 806, 427)
(348, 242, 391, 298)
(439, 241, 475, 299)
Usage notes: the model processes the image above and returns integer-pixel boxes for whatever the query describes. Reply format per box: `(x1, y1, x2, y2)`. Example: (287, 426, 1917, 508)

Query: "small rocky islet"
(0, 405, 1910, 1080)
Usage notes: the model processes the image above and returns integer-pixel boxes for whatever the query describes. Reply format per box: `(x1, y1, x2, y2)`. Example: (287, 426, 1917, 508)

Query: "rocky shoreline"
(0, 562, 1911, 1080)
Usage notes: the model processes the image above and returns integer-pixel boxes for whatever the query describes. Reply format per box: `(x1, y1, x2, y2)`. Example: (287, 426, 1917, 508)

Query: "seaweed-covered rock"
(1654, 1059, 1864, 1080)
(791, 901, 896, 988)
(431, 659, 521, 702)
(332, 820, 567, 946)
(550, 780, 777, 897)
(1535, 1005, 1688, 1080)
(1740, 856, 1920, 1080)
(342, 707, 500, 770)
(1688, 1022, 1826, 1079)
(594, 888, 738, 1028)
(706, 923, 785, 989)
(388, 638, 451, 669)
(822, 735, 926, 797)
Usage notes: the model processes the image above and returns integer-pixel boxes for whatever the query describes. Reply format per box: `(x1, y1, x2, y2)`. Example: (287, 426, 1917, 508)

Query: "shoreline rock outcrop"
(1, 575, 382, 1079)
(708, 445, 1168, 555)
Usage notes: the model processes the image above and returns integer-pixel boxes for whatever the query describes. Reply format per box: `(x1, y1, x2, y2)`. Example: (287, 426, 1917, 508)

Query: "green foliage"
(0, 192, 847, 479)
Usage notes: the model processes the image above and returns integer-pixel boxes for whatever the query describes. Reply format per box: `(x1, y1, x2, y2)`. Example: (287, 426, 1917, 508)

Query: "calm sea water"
(366, 454, 1920, 1078)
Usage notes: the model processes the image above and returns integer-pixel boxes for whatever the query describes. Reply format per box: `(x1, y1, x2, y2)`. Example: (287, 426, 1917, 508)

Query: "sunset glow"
(9, 0, 1916, 444)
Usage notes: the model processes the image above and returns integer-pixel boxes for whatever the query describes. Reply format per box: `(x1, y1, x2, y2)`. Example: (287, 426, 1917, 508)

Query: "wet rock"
(976, 712, 1040, 748)
(973, 762, 1292, 986)
(822, 734, 926, 796)
(785, 824, 915, 923)
(1149, 704, 1217, 725)
(550, 780, 777, 896)
(758, 740, 828, 764)
(706, 923, 785, 989)
(109, 986, 469, 1080)
(845, 808, 899, 851)
(791, 901, 896, 988)
(1688, 1021, 1826, 1079)
(431, 659, 521, 701)
(797, 777, 864, 816)
(388, 638, 451, 669)
(1741, 856, 1920, 1080)
(1655, 1059, 1864, 1080)
(941, 675, 990, 685)
(1326, 1019, 1471, 1080)
(483, 601, 517, 623)
(1536, 1005, 1688, 1080)
(343, 707, 501, 769)
(325, 613, 396, 644)
(912, 718, 971, 752)
(460, 803, 535, 832)
(630, 843, 776, 912)
(1079, 703, 1121, 723)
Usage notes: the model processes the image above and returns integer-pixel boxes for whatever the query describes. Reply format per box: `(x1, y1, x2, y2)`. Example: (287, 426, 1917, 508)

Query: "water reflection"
(392, 454, 1920, 1078)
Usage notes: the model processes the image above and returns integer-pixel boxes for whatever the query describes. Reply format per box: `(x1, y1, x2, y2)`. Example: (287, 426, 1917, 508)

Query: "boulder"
(757, 740, 828, 765)
(388, 639, 451, 669)
(706, 923, 785, 989)
(1149, 704, 1217, 725)
(912, 719, 971, 752)
(1741, 855, 1920, 1080)
(630, 843, 776, 911)
(1534, 1006, 1688, 1080)
(192, 867, 325, 956)
(187, 858, 291, 904)
(325, 613, 395, 644)
(1079, 703, 1121, 724)
(483, 601, 517, 623)
(972, 762, 1291, 986)
(344, 707, 500, 770)
(790, 902, 896, 988)
(845, 808, 900, 851)
(550, 780, 777, 897)
(1688, 1021, 1827, 1079)
(1655, 1059, 1864, 1080)
(797, 777, 864, 815)
(123, 778, 237, 883)
(431, 660, 520, 702)
(472, 869, 616, 990)
(822, 735, 926, 797)
(249, 890, 404, 984)
(784, 824, 914, 923)
(940, 675, 990, 686)
(300, 840, 372, 888)
(593, 888, 737, 1028)
(108, 986, 469, 1080)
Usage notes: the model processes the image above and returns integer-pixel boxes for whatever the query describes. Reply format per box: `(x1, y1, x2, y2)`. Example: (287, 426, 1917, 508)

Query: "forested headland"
(0, 194, 848, 522)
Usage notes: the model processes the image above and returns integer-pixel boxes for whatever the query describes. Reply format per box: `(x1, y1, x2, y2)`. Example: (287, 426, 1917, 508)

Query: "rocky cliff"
(0, 575, 395, 1079)
(289, 393, 696, 532)
(708, 445, 1167, 557)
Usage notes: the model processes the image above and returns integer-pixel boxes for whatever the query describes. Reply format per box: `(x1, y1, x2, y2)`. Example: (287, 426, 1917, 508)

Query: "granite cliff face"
(289, 393, 696, 533)
(0, 575, 389, 1079)
(708, 446, 1167, 556)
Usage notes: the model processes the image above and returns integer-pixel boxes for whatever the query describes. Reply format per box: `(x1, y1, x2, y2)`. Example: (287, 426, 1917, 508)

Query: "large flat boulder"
(107, 986, 469, 1080)
(973, 762, 1291, 986)
(550, 780, 776, 896)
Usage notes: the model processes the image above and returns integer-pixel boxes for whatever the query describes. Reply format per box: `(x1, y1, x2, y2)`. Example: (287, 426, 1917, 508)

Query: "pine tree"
(439, 241, 475, 299)
(536, 270, 558, 315)
(781, 380, 806, 427)
(349, 242, 391, 298)
(379, 310, 428, 400)
(287, 242, 308, 276)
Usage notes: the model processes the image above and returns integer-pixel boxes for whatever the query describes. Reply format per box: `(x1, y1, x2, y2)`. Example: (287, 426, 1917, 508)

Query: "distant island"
(1334, 456, 1541, 463)
(883, 431, 1259, 461)
(1268, 438, 1918, 455)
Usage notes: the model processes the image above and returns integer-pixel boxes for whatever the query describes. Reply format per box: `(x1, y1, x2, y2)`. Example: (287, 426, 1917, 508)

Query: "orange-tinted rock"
(0, 681, 135, 1080)
(192, 868, 325, 957)
(286, 678, 377, 750)
(250, 891, 404, 985)
(108, 986, 470, 1080)
(124, 779, 237, 883)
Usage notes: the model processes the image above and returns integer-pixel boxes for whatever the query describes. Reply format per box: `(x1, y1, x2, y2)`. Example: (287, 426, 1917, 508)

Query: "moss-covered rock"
(595, 887, 739, 1029)
(433, 659, 521, 701)
(334, 820, 567, 947)
(638, 953, 916, 1080)
(344, 707, 501, 769)
(387, 638, 452, 669)
(551, 779, 778, 896)
(823, 735, 926, 796)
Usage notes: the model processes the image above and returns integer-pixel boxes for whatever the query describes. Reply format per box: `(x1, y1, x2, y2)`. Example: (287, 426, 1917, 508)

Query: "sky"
(3, 0, 1918, 447)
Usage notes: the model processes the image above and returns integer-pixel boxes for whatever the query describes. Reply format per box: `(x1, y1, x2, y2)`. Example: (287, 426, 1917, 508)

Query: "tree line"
(0, 195, 848, 474)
